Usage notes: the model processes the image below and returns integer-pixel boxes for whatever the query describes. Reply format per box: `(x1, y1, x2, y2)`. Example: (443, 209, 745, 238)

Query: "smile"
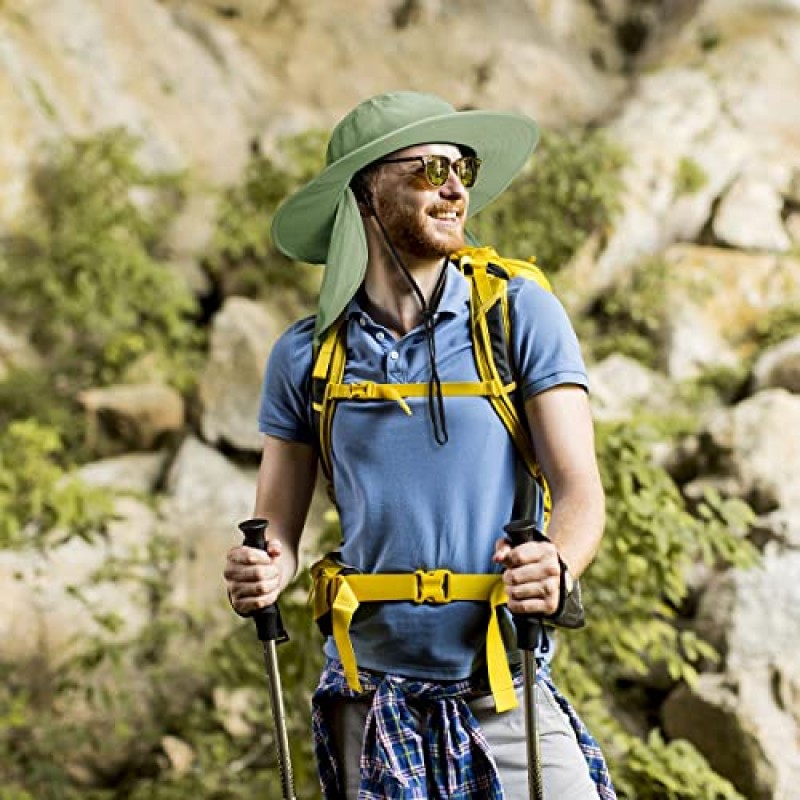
(430, 210, 461, 222)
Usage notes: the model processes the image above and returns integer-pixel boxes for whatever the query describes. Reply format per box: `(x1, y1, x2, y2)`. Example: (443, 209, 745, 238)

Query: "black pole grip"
(238, 518, 288, 644)
(503, 519, 548, 652)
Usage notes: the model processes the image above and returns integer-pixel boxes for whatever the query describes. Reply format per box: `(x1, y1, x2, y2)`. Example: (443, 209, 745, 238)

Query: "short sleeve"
(507, 279, 588, 400)
(258, 316, 315, 443)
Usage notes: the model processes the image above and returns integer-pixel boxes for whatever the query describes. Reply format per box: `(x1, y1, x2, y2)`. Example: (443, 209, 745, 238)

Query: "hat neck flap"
(314, 187, 368, 345)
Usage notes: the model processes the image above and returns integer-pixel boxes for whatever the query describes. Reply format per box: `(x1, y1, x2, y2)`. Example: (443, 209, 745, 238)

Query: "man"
(224, 91, 614, 799)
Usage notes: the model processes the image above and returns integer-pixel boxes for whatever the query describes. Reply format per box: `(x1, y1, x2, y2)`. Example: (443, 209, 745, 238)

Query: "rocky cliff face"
(2, 1, 800, 797)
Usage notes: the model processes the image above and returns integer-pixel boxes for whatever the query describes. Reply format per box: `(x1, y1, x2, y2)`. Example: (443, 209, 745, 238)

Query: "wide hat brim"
(272, 108, 539, 265)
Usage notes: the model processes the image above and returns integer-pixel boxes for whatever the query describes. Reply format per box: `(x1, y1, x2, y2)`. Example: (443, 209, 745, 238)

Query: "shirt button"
(359, 316, 366, 327)
(389, 350, 399, 360)
(376, 331, 385, 342)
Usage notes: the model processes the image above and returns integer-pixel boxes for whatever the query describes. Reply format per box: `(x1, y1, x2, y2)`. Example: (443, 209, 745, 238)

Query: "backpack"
(309, 245, 553, 522)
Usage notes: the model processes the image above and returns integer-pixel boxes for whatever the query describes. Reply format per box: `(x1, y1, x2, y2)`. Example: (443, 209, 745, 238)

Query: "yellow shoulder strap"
(454, 247, 552, 523)
(311, 317, 348, 497)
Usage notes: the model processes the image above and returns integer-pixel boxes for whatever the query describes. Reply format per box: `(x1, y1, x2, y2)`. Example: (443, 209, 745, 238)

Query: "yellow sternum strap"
(309, 559, 518, 712)
(319, 379, 517, 417)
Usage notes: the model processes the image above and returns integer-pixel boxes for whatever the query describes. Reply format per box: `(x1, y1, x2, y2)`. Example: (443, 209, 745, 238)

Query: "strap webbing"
(463, 259, 552, 521)
(311, 246, 553, 518)
(310, 558, 519, 713)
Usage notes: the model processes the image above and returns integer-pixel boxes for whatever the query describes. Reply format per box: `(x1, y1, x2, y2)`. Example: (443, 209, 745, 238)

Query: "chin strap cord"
(367, 197, 450, 444)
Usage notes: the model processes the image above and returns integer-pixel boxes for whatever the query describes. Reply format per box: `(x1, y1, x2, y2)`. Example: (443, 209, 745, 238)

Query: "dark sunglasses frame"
(376, 154, 482, 188)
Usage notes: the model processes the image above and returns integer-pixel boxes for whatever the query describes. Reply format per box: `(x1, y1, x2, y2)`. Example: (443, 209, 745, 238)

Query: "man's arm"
(224, 434, 318, 614)
(495, 384, 605, 616)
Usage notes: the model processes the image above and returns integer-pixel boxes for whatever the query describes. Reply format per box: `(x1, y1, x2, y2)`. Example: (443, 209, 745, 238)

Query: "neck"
(362, 252, 447, 337)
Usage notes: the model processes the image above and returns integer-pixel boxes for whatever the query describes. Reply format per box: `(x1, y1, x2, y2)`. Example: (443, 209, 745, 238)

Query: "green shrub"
(752, 303, 800, 351)
(470, 128, 626, 271)
(0, 419, 112, 550)
(0, 130, 203, 392)
(584, 256, 671, 369)
(555, 418, 756, 798)
(204, 130, 327, 303)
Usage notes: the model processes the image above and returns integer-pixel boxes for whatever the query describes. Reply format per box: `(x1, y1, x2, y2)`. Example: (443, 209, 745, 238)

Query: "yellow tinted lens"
(425, 156, 450, 186)
(455, 157, 480, 187)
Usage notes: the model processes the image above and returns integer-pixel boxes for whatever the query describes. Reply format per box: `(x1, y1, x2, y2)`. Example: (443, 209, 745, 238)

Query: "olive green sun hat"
(270, 90, 539, 341)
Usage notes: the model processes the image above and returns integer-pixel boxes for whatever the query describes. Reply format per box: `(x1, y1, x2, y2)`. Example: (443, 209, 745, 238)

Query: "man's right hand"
(224, 539, 285, 615)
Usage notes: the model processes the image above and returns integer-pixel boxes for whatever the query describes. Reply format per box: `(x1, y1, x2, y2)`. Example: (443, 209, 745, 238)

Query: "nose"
(440, 167, 469, 202)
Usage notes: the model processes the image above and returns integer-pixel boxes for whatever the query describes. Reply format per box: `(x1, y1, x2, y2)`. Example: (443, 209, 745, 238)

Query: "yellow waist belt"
(309, 556, 518, 712)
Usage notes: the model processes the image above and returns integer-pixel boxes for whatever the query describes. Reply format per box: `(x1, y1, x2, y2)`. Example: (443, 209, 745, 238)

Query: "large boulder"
(78, 383, 185, 456)
(198, 297, 286, 453)
(593, 3, 800, 289)
(0, 495, 159, 660)
(698, 389, 800, 511)
(0, 0, 272, 225)
(659, 245, 800, 380)
(664, 548, 800, 799)
(587, 352, 673, 420)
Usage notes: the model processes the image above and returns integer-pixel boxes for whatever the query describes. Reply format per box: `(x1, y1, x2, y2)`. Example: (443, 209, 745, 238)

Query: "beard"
(373, 197, 466, 260)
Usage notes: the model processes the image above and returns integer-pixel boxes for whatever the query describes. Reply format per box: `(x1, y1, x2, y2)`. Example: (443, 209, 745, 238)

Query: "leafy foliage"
(0, 518, 339, 800)
(0, 419, 112, 550)
(470, 127, 626, 271)
(0, 129, 203, 392)
(674, 157, 708, 197)
(554, 418, 756, 798)
(751, 303, 800, 351)
(204, 130, 327, 303)
(582, 256, 671, 369)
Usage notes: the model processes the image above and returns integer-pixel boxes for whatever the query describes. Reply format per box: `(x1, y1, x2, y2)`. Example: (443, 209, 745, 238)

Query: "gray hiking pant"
(329, 680, 598, 799)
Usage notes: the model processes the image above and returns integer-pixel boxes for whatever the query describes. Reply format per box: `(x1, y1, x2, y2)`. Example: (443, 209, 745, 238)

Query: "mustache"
(428, 202, 466, 215)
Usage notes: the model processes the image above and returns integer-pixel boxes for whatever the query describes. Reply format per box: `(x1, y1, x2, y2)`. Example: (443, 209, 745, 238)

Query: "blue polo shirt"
(259, 264, 587, 680)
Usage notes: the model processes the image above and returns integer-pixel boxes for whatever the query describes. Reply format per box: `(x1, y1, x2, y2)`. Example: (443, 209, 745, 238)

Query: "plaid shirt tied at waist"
(312, 658, 616, 800)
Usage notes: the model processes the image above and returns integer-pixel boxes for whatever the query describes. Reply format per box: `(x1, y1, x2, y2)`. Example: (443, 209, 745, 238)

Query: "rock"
(0, 496, 159, 660)
(787, 211, 800, 247)
(78, 383, 185, 456)
(212, 686, 262, 738)
(587, 353, 672, 420)
(751, 509, 800, 549)
(659, 245, 800, 379)
(595, 4, 800, 287)
(161, 436, 257, 613)
(702, 389, 800, 511)
(753, 335, 800, 394)
(666, 547, 800, 796)
(696, 548, 800, 673)
(199, 297, 286, 453)
(662, 671, 783, 800)
(471, 39, 623, 128)
(713, 173, 792, 252)
(663, 300, 739, 382)
(77, 451, 170, 494)
(0, 319, 41, 379)
(595, 67, 749, 289)
(160, 735, 195, 775)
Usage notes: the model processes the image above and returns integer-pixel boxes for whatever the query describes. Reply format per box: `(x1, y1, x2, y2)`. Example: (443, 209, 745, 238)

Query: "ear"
(354, 188, 374, 218)
(351, 173, 374, 217)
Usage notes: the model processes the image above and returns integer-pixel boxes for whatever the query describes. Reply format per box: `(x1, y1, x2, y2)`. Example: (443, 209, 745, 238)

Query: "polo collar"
(345, 260, 469, 322)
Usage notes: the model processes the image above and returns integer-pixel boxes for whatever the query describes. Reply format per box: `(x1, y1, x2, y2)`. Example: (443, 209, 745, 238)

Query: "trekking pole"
(504, 519, 546, 800)
(238, 518, 297, 800)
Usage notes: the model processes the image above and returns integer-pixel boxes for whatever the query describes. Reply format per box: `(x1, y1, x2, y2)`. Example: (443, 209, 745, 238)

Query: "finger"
(266, 539, 283, 559)
(506, 576, 561, 616)
(229, 575, 281, 612)
(228, 545, 271, 566)
(223, 562, 272, 583)
(505, 540, 558, 568)
(492, 538, 512, 565)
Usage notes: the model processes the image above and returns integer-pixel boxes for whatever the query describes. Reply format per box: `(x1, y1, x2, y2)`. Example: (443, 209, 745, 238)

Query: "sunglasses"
(376, 154, 482, 188)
